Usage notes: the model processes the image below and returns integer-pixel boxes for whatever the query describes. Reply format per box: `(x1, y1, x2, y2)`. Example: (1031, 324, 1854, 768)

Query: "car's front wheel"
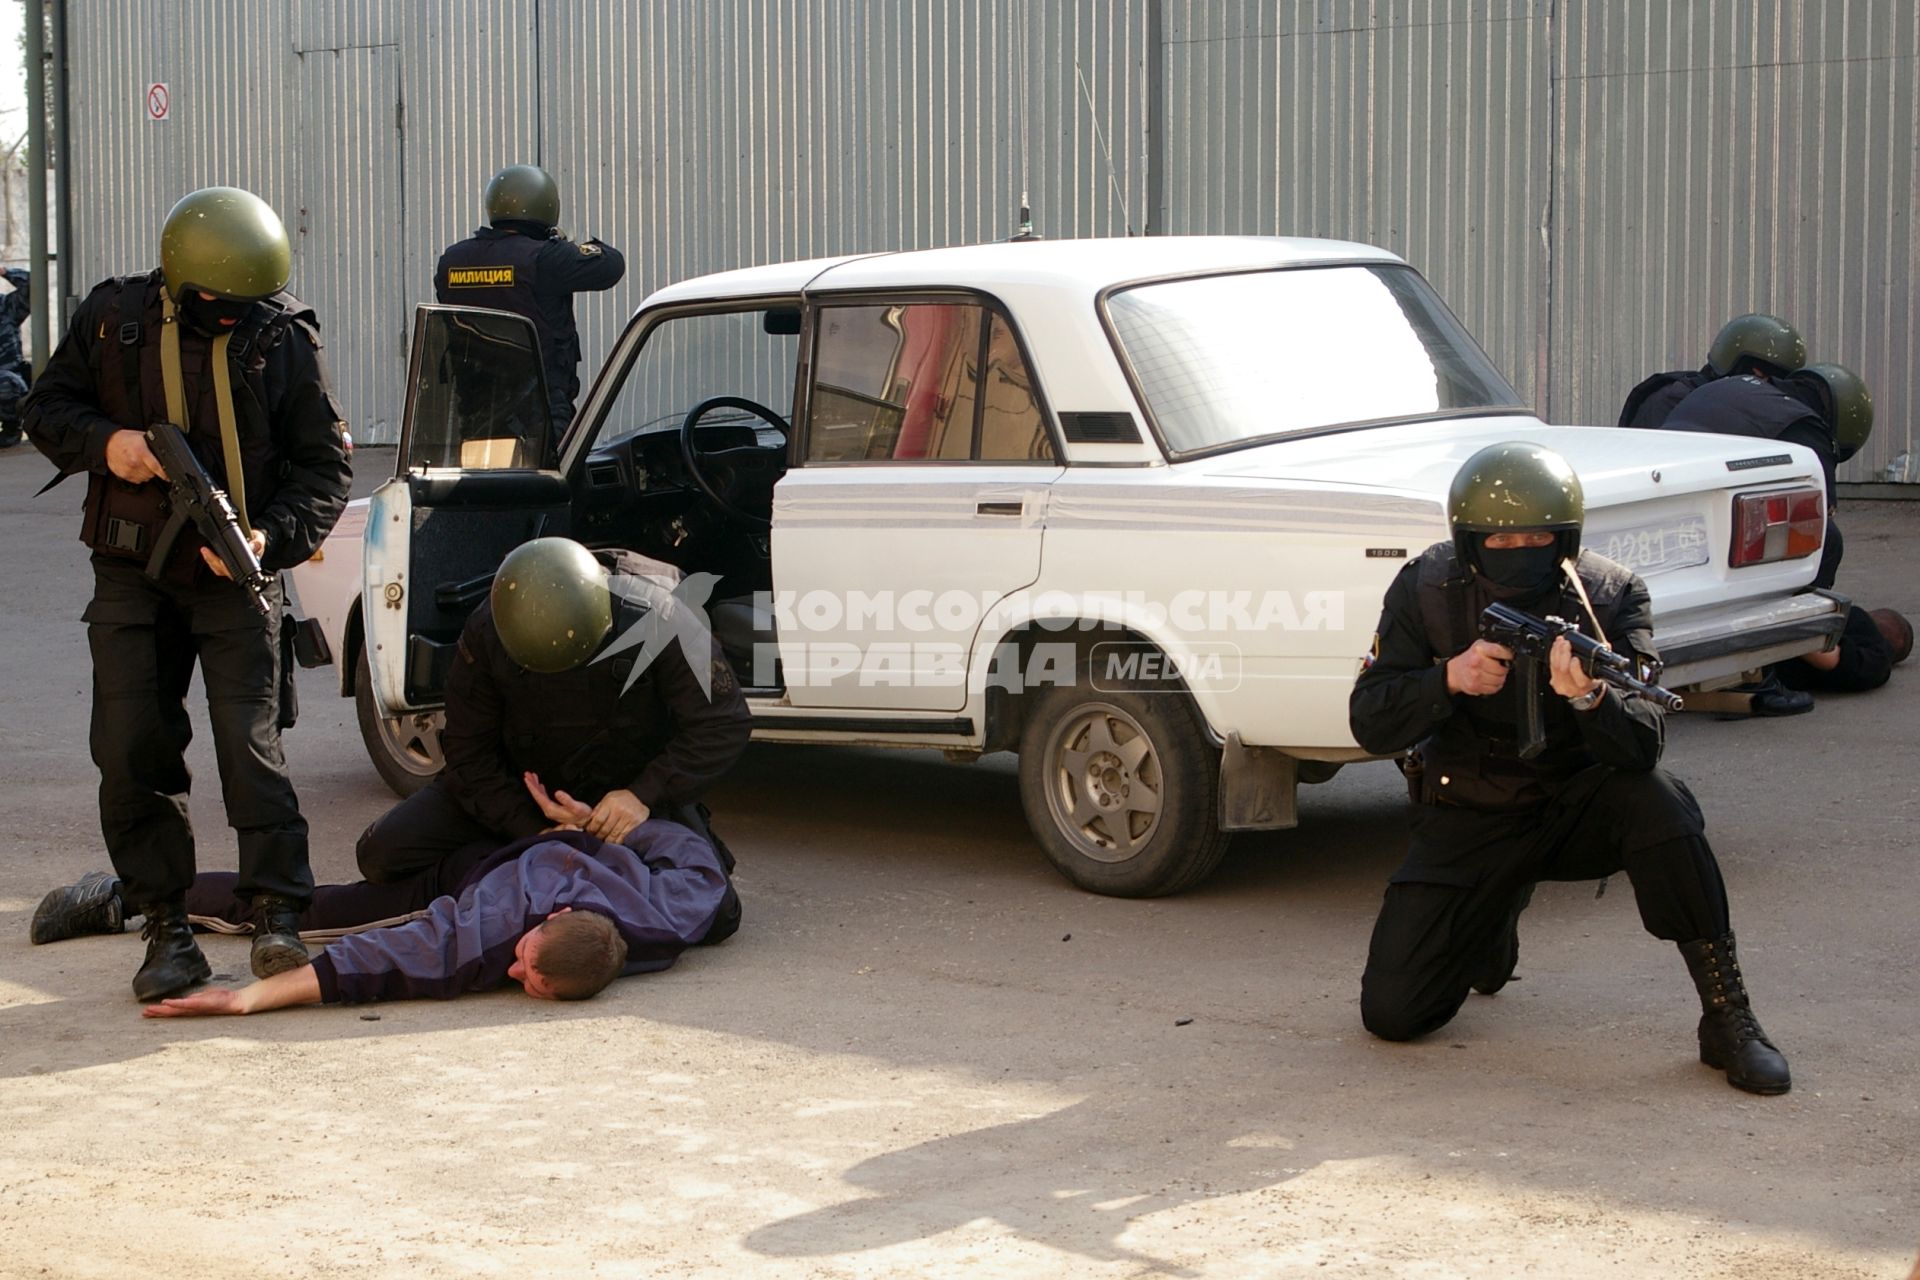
(1017, 673, 1230, 897)
(355, 644, 446, 798)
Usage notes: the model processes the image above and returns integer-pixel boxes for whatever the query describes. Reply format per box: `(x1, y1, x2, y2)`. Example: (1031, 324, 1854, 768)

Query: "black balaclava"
(1476, 535, 1564, 601)
(178, 293, 255, 337)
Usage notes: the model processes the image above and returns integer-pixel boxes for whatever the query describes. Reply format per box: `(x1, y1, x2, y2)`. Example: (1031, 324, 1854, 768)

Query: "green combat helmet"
(491, 538, 613, 673)
(1447, 441, 1585, 574)
(1800, 362, 1874, 463)
(1706, 313, 1806, 377)
(159, 187, 292, 303)
(485, 164, 561, 228)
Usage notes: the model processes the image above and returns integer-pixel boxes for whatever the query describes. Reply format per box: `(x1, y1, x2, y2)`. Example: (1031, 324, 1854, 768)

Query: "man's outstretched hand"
(144, 988, 249, 1018)
(141, 964, 322, 1018)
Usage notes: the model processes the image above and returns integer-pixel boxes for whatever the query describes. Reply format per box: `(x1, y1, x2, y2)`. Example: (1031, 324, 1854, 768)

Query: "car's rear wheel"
(1017, 673, 1230, 897)
(355, 644, 445, 798)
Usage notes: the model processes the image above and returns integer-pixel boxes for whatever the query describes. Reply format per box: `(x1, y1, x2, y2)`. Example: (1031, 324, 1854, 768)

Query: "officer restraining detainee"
(1350, 442, 1791, 1095)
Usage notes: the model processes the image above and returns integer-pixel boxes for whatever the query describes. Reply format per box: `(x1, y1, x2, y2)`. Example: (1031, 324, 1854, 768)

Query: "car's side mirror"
(762, 307, 803, 336)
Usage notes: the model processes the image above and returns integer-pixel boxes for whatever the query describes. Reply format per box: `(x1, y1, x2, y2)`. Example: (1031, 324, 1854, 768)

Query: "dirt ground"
(0, 445, 1915, 1279)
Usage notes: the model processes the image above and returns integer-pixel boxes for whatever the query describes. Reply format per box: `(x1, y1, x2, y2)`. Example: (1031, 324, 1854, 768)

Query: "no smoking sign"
(146, 82, 170, 123)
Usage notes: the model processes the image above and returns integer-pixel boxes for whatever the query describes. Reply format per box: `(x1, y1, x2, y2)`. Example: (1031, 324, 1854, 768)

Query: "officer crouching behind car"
(1349, 442, 1791, 1095)
(22, 187, 351, 1000)
(354, 538, 752, 943)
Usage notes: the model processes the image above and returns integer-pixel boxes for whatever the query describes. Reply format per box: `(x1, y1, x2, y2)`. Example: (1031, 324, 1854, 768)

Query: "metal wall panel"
(297, 45, 404, 441)
(1158, 1, 1555, 418)
(62, 0, 1918, 478)
(1553, 0, 1919, 482)
(538, 0, 1151, 392)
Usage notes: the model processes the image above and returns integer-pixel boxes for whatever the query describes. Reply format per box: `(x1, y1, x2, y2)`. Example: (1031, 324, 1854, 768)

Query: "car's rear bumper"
(1654, 589, 1848, 689)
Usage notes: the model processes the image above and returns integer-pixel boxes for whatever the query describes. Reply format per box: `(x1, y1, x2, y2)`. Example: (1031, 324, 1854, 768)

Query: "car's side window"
(977, 313, 1053, 462)
(806, 301, 1053, 464)
(592, 309, 799, 451)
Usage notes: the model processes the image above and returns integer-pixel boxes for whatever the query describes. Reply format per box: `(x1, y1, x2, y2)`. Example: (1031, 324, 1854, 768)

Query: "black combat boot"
(1679, 932, 1791, 1095)
(30, 872, 126, 944)
(248, 895, 310, 979)
(132, 900, 212, 1001)
(1472, 921, 1518, 995)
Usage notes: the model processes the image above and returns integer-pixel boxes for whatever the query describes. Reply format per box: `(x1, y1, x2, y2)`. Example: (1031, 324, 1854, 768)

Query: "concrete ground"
(0, 444, 1914, 1279)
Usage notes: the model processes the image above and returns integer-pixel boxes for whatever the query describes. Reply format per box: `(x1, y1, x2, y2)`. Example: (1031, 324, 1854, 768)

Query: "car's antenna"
(1075, 59, 1135, 236)
(1008, 0, 1042, 243)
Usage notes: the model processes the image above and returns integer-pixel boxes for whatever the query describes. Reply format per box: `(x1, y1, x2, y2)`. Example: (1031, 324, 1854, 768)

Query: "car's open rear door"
(364, 305, 573, 715)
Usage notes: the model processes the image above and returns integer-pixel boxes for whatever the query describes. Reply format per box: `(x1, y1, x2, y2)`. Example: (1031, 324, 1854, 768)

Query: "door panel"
(366, 306, 570, 711)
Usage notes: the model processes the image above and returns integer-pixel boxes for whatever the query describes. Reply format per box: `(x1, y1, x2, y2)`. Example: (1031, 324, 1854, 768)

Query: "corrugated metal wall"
(1158, 0, 1555, 436)
(1551, 0, 1918, 483)
(1155, 0, 1915, 483)
(63, 0, 1915, 482)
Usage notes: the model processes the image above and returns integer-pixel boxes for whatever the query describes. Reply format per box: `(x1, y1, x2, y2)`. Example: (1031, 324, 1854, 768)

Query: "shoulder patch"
(578, 241, 602, 257)
(710, 657, 736, 698)
(1361, 633, 1381, 671)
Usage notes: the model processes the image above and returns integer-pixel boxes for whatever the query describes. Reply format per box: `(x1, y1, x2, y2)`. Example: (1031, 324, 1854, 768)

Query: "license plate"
(1595, 516, 1711, 576)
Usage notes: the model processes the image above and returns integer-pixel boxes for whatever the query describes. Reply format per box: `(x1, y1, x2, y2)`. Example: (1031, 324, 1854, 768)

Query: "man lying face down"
(34, 818, 731, 1018)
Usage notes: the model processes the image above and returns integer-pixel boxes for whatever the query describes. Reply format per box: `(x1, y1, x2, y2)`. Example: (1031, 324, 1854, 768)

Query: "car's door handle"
(976, 501, 1024, 517)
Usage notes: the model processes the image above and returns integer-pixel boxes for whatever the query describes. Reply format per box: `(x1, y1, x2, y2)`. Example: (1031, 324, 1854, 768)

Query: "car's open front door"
(364, 306, 573, 715)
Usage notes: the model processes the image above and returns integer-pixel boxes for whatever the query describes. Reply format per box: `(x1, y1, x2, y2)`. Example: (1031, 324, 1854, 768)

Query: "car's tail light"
(1730, 488, 1824, 567)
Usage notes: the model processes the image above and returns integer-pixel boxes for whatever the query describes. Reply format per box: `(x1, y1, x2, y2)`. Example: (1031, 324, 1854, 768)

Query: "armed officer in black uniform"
(434, 165, 626, 443)
(1616, 312, 1806, 431)
(1351, 442, 1791, 1095)
(23, 187, 351, 1000)
(354, 537, 751, 939)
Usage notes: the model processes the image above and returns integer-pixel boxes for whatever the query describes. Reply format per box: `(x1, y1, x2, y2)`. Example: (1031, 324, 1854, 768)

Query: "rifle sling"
(159, 292, 252, 539)
(1561, 556, 1609, 651)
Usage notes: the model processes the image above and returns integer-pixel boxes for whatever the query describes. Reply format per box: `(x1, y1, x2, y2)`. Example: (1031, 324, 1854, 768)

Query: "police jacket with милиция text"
(1349, 543, 1665, 812)
(434, 224, 625, 424)
(21, 269, 350, 570)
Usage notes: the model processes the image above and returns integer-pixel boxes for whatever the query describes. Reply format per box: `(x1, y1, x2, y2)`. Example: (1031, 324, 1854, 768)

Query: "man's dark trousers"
(87, 556, 311, 908)
(1361, 767, 1731, 1042)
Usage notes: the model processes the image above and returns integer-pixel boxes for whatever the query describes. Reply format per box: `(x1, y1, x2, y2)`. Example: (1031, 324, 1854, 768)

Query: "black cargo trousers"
(86, 556, 312, 910)
(1360, 766, 1730, 1042)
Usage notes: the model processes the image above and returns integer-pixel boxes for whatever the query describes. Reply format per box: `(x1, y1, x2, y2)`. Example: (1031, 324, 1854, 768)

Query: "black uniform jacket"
(434, 225, 625, 419)
(440, 554, 753, 841)
(1350, 543, 1665, 812)
(1617, 366, 1714, 429)
(23, 270, 351, 570)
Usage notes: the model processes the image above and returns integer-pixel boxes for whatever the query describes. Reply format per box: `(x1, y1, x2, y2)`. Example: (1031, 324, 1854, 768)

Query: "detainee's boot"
(132, 901, 212, 1001)
(1679, 932, 1791, 1095)
(30, 872, 126, 945)
(248, 895, 310, 979)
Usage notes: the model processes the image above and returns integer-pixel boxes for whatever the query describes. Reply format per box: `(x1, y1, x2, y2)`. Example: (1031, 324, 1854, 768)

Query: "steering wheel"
(678, 396, 791, 526)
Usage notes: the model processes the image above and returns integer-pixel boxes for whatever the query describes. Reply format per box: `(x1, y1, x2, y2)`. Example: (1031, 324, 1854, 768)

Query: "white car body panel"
(289, 236, 1842, 767)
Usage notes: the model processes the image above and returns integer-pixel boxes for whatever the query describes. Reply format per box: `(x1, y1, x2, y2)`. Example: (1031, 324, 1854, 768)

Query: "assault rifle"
(144, 421, 275, 618)
(1479, 601, 1684, 759)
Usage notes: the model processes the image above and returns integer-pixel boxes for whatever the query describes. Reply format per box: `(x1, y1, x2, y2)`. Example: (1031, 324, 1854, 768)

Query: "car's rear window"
(1103, 264, 1523, 455)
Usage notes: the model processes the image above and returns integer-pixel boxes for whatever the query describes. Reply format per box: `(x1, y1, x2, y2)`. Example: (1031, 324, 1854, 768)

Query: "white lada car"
(288, 237, 1844, 897)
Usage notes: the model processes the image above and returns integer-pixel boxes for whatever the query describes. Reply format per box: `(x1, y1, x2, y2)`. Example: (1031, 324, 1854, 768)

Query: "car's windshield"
(1103, 264, 1523, 454)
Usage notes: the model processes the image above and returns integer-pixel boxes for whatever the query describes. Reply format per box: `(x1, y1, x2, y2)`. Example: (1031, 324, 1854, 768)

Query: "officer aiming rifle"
(1479, 601, 1684, 758)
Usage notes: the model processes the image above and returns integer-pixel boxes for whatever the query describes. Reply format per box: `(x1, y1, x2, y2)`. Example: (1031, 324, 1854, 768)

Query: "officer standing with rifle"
(23, 186, 351, 1001)
(1349, 442, 1791, 1095)
(434, 164, 625, 444)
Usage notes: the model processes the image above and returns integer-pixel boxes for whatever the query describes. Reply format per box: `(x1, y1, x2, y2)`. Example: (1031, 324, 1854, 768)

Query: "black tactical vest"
(1410, 543, 1637, 808)
(1663, 374, 1822, 441)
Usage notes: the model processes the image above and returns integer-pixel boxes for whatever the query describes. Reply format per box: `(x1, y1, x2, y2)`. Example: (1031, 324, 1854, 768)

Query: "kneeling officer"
(1349, 442, 1791, 1095)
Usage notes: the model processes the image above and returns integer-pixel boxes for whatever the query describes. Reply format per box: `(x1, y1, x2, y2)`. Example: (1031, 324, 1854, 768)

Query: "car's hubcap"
(377, 709, 445, 777)
(1045, 703, 1164, 863)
